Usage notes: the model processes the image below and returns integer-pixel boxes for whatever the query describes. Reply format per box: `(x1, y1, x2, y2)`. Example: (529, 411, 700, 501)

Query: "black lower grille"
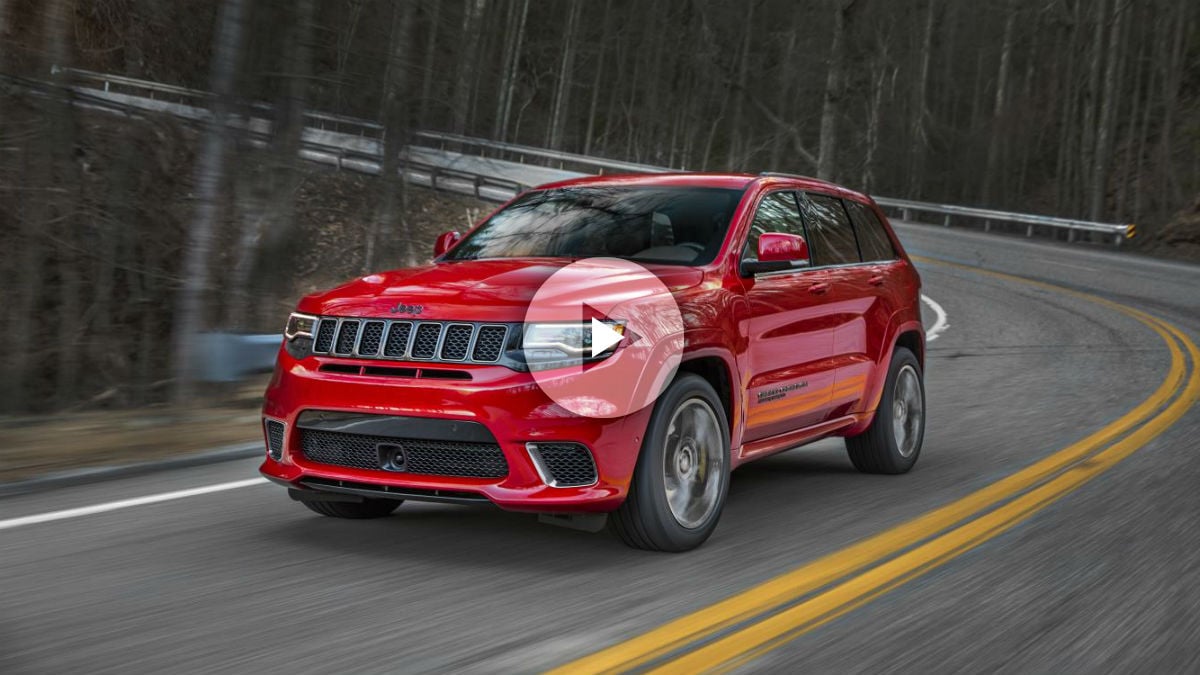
(531, 443, 597, 487)
(299, 428, 509, 479)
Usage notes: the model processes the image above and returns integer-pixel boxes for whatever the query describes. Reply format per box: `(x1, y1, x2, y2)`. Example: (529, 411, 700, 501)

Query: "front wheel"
(611, 373, 730, 552)
(846, 346, 925, 474)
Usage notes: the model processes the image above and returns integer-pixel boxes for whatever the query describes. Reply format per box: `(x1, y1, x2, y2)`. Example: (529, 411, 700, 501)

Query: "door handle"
(868, 275, 885, 287)
(808, 282, 831, 295)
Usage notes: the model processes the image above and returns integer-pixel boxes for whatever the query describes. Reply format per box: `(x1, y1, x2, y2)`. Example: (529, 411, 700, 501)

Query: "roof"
(532, 171, 871, 203)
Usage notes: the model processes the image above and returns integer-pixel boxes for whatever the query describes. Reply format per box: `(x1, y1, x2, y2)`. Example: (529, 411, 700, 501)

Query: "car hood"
(296, 259, 705, 323)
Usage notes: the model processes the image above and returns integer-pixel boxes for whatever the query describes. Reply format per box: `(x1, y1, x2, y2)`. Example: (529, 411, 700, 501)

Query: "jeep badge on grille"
(389, 303, 423, 315)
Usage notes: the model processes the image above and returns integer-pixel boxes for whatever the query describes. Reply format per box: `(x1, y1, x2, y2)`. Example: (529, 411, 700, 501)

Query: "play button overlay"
(524, 258, 685, 419)
(590, 318, 624, 358)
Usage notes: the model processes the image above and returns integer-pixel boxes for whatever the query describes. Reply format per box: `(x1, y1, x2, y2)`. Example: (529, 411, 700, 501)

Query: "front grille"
(529, 443, 597, 487)
(264, 419, 286, 460)
(335, 320, 360, 355)
(358, 321, 385, 356)
(312, 318, 509, 365)
(472, 325, 507, 362)
(411, 323, 442, 359)
(314, 321, 337, 352)
(440, 324, 473, 360)
(383, 321, 412, 357)
(299, 428, 509, 479)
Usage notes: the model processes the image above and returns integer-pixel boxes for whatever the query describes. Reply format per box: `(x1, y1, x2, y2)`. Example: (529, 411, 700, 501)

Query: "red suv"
(261, 173, 925, 551)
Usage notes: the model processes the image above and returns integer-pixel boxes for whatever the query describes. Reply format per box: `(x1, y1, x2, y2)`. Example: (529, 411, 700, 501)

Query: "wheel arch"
(676, 353, 738, 442)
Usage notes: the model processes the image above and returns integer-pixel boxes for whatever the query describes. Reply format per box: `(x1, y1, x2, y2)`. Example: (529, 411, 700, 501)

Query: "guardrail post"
(1026, 224, 1034, 238)
(1067, 228, 1076, 243)
(1113, 233, 1123, 247)
(901, 208, 911, 221)
(942, 214, 950, 227)
(984, 219, 991, 232)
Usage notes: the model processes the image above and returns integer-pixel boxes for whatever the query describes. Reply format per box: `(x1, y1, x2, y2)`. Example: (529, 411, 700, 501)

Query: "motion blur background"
(0, 0, 1196, 478)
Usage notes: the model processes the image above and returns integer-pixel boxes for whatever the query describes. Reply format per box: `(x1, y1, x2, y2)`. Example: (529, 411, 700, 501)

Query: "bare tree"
(546, 0, 582, 150)
(982, 0, 1017, 205)
(817, 0, 860, 181)
(451, 0, 487, 135)
(367, 0, 419, 271)
(1088, 0, 1126, 220)
(169, 0, 246, 404)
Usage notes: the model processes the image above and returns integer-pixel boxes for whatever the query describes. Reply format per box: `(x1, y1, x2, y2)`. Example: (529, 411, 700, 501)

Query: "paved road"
(1, 225, 1198, 674)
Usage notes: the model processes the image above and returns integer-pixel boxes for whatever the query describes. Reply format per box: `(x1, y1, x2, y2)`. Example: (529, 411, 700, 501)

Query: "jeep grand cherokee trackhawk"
(261, 172, 925, 552)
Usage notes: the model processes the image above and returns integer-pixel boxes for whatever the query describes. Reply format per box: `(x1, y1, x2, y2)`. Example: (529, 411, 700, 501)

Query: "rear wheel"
(611, 374, 730, 552)
(301, 498, 402, 519)
(846, 346, 925, 474)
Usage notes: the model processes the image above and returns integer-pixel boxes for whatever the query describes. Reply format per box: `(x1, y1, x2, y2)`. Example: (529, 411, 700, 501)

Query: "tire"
(846, 346, 925, 474)
(611, 373, 731, 552)
(302, 497, 402, 519)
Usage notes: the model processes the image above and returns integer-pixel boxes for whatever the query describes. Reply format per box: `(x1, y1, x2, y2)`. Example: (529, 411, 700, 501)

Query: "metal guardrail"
(872, 197, 1136, 245)
(50, 67, 1136, 245)
(414, 130, 669, 176)
(51, 65, 385, 139)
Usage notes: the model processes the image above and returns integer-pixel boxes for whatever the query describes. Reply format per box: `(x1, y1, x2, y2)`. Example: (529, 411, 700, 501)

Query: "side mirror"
(433, 230, 461, 257)
(740, 232, 811, 276)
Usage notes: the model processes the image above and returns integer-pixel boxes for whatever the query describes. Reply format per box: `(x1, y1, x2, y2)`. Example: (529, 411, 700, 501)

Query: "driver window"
(743, 191, 807, 261)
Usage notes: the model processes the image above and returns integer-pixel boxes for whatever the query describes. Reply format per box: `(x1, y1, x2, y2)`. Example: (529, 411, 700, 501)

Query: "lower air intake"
(528, 442, 597, 487)
(264, 419, 286, 460)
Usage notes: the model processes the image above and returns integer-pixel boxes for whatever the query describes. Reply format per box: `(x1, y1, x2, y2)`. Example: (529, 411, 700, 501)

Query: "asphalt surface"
(2, 224, 1198, 674)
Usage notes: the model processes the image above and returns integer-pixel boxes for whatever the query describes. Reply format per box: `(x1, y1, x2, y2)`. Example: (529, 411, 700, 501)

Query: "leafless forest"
(0, 0, 1197, 413)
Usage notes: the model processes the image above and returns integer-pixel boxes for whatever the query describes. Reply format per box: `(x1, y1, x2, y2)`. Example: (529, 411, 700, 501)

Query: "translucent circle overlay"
(523, 258, 685, 419)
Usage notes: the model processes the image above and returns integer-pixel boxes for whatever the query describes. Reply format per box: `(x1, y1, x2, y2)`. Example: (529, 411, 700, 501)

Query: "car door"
(740, 190, 840, 443)
(798, 191, 874, 415)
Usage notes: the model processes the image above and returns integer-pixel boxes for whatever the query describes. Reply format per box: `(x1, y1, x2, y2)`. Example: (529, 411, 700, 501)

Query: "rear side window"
(743, 191, 807, 260)
(800, 192, 861, 266)
(844, 200, 897, 262)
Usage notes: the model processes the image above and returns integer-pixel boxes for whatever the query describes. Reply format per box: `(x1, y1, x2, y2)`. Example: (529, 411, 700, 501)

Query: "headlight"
(283, 312, 318, 360)
(522, 320, 625, 370)
(284, 312, 318, 341)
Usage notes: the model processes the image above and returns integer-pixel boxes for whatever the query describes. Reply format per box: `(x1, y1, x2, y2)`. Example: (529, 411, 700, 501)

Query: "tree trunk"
(981, 0, 1016, 205)
(1088, 0, 1126, 221)
(451, 0, 487, 135)
(333, 0, 364, 114)
(1079, 0, 1112, 210)
(368, 0, 419, 271)
(583, 0, 613, 157)
(907, 0, 937, 198)
(417, 0, 443, 130)
(228, 0, 316, 332)
(726, 1, 755, 171)
(769, 6, 801, 171)
(493, 0, 529, 143)
(547, 0, 581, 150)
(817, 0, 857, 181)
(170, 0, 246, 404)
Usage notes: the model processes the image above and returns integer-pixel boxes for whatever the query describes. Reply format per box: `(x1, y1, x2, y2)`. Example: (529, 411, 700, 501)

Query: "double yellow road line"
(550, 258, 1199, 675)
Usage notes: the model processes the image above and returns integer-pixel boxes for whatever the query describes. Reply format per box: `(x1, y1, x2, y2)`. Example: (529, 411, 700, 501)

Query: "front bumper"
(259, 350, 652, 512)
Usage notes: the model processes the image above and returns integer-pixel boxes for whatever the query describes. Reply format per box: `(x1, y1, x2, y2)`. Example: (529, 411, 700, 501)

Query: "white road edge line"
(922, 294, 949, 342)
(0, 477, 268, 531)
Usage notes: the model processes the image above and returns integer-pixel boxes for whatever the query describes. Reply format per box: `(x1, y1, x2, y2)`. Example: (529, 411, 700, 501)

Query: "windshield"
(443, 186, 746, 266)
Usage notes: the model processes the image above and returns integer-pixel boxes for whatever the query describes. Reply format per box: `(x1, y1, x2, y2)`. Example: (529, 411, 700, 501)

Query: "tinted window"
(445, 186, 745, 265)
(801, 192, 861, 266)
(743, 191, 806, 260)
(844, 200, 897, 261)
